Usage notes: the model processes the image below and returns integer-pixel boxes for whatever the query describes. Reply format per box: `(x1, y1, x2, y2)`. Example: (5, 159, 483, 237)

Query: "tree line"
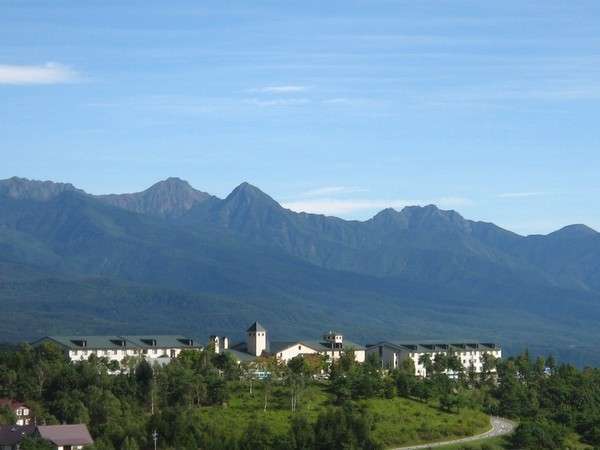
(2, 343, 600, 449)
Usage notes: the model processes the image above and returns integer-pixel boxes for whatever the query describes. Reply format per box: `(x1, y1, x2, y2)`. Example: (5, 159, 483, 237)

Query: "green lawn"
(193, 383, 491, 448)
(362, 397, 490, 448)
(434, 435, 509, 449)
(433, 432, 592, 450)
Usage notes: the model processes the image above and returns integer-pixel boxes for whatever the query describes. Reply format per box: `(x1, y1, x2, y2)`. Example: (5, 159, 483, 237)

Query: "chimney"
(222, 336, 229, 350)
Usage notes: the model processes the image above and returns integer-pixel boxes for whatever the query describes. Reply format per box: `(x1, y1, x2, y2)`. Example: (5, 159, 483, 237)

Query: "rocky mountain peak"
(0, 177, 81, 201)
(225, 182, 281, 208)
(98, 177, 212, 218)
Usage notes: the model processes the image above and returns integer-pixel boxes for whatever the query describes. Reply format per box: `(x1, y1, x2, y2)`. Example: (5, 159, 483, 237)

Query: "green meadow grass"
(362, 397, 489, 448)
(193, 383, 490, 448)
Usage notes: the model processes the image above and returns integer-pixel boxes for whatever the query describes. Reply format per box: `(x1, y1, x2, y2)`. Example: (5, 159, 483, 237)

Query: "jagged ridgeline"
(1, 176, 600, 365)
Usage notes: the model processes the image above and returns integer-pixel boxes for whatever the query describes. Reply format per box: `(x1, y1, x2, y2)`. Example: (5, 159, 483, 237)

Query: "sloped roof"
(269, 340, 365, 354)
(246, 321, 266, 332)
(122, 335, 197, 348)
(0, 425, 35, 445)
(0, 399, 28, 411)
(270, 341, 324, 354)
(32, 335, 199, 350)
(32, 336, 130, 350)
(367, 341, 501, 353)
(224, 349, 257, 363)
(37, 424, 94, 446)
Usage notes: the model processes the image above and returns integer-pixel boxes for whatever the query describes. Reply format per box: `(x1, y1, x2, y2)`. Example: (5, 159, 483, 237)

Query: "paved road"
(391, 416, 516, 450)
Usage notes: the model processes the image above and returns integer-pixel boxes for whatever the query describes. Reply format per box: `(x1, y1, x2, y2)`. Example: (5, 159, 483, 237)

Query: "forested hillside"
(1, 177, 600, 365)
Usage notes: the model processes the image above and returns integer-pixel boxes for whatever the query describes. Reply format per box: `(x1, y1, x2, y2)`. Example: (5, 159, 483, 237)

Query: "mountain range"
(1, 176, 599, 365)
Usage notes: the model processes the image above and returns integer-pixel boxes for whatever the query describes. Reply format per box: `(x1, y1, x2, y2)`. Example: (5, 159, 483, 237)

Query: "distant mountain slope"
(98, 177, 216, 218)
(1, 176, 600, 365)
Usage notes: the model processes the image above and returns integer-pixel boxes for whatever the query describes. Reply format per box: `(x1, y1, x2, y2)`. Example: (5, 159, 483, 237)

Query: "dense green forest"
(2, 344, 600, 449)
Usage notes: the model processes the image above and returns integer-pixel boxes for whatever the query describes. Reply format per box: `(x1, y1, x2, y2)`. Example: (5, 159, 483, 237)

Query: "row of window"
(72, 348, 174, 356)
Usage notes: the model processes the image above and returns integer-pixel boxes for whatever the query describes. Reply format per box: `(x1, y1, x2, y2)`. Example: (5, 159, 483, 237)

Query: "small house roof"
(37, 424, 94, 446)
(0, 425, 35, 445)
(0, 399, 28, 411)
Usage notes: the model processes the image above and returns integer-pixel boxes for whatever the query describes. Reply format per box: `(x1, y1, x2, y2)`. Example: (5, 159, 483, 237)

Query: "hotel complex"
(33, 322, 501, 377)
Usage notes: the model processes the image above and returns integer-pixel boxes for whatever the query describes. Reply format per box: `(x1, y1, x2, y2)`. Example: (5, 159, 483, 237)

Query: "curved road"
(391, 416, 516, 450)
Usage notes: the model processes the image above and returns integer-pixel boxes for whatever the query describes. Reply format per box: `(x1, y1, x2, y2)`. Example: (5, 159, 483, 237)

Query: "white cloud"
(497, 192, 547, 198)
(282, 196, 472, 216)
(251, 85, 308, 94)
(0, 62, 79, 85)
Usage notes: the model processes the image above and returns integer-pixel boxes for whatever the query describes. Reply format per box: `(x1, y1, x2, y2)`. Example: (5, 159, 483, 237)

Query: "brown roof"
(0, 425, 35, 445)
(0, 398, 27, 411)
(37, 424, 94, 446)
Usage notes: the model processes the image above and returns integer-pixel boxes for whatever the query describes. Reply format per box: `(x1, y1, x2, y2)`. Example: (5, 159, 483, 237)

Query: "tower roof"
(246, 321, 266, 332)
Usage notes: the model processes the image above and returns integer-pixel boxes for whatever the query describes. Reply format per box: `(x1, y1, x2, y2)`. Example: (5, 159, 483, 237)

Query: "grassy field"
(434, 436, 509, 449)
(434, 432, 592, 450)
(193, 383, 491, 448)
(363, 397, 490, 448)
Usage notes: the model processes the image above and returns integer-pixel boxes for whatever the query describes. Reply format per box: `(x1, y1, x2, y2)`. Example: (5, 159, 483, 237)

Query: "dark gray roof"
(123, 335, 197, 349)
(32, 335, 199, 350)
(37, 425, 94, 446)
(0, 425, 35, 445)
(367, 341, 501, 353)
(224, 349, 257, 363)
(246, 321, 266, 332)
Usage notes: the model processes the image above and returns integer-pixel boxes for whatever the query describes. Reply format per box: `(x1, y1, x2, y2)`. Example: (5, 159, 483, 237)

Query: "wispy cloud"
(0, 62, 80, 85)
(282, 196, 472, 216)
(250, 85, 309, 94)
(497, 192, 547, 198)
(244, 97, 310, 107)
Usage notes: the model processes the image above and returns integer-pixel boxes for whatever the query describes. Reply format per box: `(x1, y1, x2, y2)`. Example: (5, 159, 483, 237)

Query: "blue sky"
(1, 1, 599, 235)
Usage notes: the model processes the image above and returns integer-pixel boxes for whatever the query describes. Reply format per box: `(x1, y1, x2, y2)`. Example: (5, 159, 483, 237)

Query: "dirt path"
(391, 416, 516, 450)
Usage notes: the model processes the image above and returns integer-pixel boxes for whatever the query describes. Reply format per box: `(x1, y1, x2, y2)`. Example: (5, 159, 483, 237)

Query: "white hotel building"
(212, 321, 366, 364)
(32, 335, 200, 366)
(366, 341, 502, 377)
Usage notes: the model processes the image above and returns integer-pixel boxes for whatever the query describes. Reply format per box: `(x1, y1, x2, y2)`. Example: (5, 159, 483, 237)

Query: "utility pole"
(152, 429, 158, 450)
(151, 373, 155, 415)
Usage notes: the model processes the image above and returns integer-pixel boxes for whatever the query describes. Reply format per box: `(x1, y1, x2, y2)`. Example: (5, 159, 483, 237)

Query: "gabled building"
(37, 424, 94, 450)
(0, 400, 31, 426)
(211, 322, 365, 364)
(366, 341, 502, 377)
(31, 335, 200, 366)
(0, 424, 93, 450)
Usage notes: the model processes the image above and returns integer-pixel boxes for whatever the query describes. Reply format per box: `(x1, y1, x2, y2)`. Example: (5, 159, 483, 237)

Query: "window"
(298, 345, 302, 350)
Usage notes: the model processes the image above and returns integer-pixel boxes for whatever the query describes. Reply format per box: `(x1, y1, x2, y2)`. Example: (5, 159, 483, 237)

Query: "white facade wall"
(247, 332, 267, 357)
(67, 347, 186, 365)
(276, 344, 366, 363)
(368, 344, 501, 377)
(14, 406, 30, 426)
(276, 343, 320, 362)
